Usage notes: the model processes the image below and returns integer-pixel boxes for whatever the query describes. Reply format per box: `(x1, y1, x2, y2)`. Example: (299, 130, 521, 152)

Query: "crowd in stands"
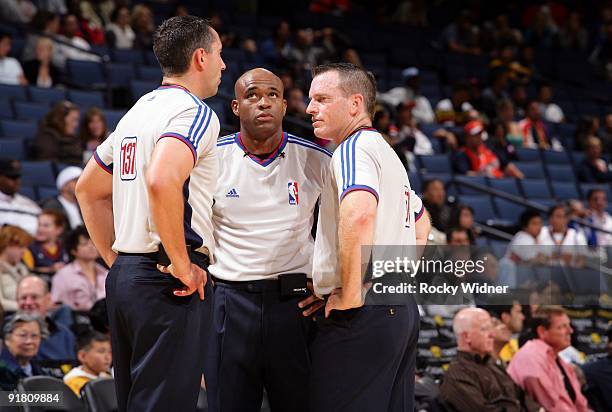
(0, 0, 610, 409)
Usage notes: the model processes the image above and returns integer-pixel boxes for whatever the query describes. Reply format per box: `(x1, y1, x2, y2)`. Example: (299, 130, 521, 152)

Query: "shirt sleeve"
(410, 190, 425, 221)
(157, 103, 220, 165)
(333, 138, 380, 202)
(93, 132, 114, 174)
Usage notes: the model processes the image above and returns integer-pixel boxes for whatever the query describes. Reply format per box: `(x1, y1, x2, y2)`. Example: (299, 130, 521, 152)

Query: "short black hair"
(446, 227, 468, 243)
(153, 16, 214, 76)
(422, 178, 443, 194)
(547, 203, 567, 218)
(587, 188, 605, 201)
(65, 225, 90, 260)
(519, 209, 541, 229)
(0, 32, 11, 41)
(485, 304, 516, 319)
(77, 331, 110, 352)
(311, 63, 377, 118)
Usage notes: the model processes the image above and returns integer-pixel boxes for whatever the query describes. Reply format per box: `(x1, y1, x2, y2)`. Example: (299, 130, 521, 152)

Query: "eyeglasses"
(12, 332, 42, 341)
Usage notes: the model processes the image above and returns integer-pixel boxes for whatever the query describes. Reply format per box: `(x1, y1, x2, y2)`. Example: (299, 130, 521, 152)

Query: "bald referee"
(205, 68, 329, 412)
(307, 63, 431, 411)
(76, 16, 225, 412)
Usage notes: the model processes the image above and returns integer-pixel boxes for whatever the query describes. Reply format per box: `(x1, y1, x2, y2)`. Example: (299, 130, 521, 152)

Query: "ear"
(231, 100, 239, 117)
(77, 349, 87, 364)
(536, 325, 547, 340)
(501, 313, 510, 324)
(193, 48, 206, 71)
(282, 99, 287, 116)
(349, 93, 364, 116)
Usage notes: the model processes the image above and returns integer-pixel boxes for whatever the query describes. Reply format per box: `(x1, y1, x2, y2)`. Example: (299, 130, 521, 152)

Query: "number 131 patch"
(120, 137, 137, 181)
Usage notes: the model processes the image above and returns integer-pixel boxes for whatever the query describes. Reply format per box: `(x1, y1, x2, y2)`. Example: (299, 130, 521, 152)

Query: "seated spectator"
(537, 84, 565, 124)
(0, 225, 32, 312)
(487, 302, 525, 362)
(524, 7, 560, 49)
(0, 32, 27, 85)
(421, 179, 455, 236)
(40, 167, 83, 229)
(131, 4, 155, 50)
(440, 308, 541, 411)
(0, 0, 36, 23)
(22, 37, 62, 88)
(453, 120, 506, 178)
(24, 210, 68, 276)
(397, 102, 457, 156)
(578, 136, 612, 183)
(0, 313, 48, 390)
(33, 101, 83, 165)
(0, 159, 41, 235)
(77, 1, 106, 46)
(446, 226, 471, 246)
(378, 67, 435, 124)
(490, 315, 513, 363)
(106, 6, 135, 49)
(488, 120, 524, 179)
(589, 22, 612, 81)
(481, 69, 510, 121)
(583, 189, 612, 246)
(537, 204, 587, 266)
(518, 101, 560, 150)
(21, 11, 64, 68)
(435, 82, 474, 126)
(259, 20, 293, 66)
(79, 107, 108, 162)
(508, 306, 591, 412)
(511, 84, 529, 119)
(283, 87, 313, 138)
(489, 45, 532, 85)
(241, 38, 264, 67)
(559, 11, 589, 50)
(496, 99, 523, 146)
(63, 332, 111, 396)
(574, 115, 601, 151)
(599, 112, 612, 154)
(582, 329, 612, 410)
(287, 28, 323, 72)
(51, 226, 107, 312)
(57, 14, 100, 63)
(449, 204, 479, 244)
(17, 275, 76, 361)
(441, 10, 482, 55)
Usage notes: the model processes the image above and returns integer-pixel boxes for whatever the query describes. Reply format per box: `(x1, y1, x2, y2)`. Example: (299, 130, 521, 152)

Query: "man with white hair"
(41, 166, 83, 229)
(440, 307, 541, 412)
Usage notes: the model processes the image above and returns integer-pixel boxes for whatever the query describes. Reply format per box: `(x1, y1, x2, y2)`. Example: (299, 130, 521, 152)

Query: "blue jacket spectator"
(578, 136, 612, 183)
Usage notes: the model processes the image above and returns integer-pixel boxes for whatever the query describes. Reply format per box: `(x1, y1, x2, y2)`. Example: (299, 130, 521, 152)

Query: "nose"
(258, 95, 272, 108)
(306, 100, 316, 115)
(220, 57, 226, 71)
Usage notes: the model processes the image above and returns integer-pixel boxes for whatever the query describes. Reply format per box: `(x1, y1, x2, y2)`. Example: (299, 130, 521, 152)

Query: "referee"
(205, 68, 329, 412)
(306, 63, 431, 411)
(76, 16, 225, 412)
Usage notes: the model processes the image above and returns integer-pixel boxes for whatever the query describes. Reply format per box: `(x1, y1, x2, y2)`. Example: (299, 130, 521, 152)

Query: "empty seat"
(111, 48, 144, 64)
(19, 185, 36, 200)
(494, 198, 525, 223)
(0, 84, 27, 101)
(418, 154, 451, 174)
(543, 150, 570, 165)
(18, 376, 86, 412)
(130, 80, 157, 100)
(205, 98, 228, 126)
(515, 148, 541, 162)
(137, 65, 162, 81)
(458, 195, 495, 222)
(547, 164, 576, 182)
(13, 101, 48, 122)
(109, 62, 135, 87)
(67, 59, 106, 86)
(103, 110, 126, 130)
(68, 90, 105, 108)
(0, 99, 14, 119)
(0, 136, 26, 159)
(521, 179, 552, 198)
(81, 378, 117, 412)
(37, 185, 59, 201)
(552, 181, 580, 200)
(20, 160, 55, 187)
(488, 178, 520, 196)
(29, 86, 66, 104)
(408, 171, 421, 194)
(570, 152, 585, 167)
(515, 162, 545, 179)
(455, 175, 487, 195)
(0, 119, 37, 139)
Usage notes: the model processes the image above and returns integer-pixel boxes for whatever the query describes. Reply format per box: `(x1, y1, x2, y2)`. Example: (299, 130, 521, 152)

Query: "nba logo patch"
(288, 181, 299, 205)
(120, 136, 137, 181)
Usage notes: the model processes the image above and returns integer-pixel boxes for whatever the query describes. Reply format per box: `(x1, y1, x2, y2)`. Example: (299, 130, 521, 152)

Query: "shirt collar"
(457, 350, 491, 365)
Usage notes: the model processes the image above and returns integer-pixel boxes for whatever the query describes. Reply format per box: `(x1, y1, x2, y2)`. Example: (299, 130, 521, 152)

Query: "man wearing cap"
(378, 66, 435, 124)
(41, 167, 83, 229)
(0, 159, 41, 235)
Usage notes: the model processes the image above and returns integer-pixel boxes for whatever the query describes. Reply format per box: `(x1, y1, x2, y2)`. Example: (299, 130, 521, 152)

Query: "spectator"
(33, 101, 83, 165)
(511, 84, 529, 119)
(518, 101, 551, 149)
(489, 120, 525, 179)
(441, 10, 482, 55)
(0, 0, 36, 23)
(449, 204, 478, 244)
(21, 11, 64, 68)
(435, 82, 474, 126)
(287, 28, 323, 72)
(396, 101, 455, 157)
(0, 159, 41, 235)
(283, 87, 313, 138)
(51, 226, 107, 312)
(76, 1, 106, 46)
(599, 112, 612, 153)
(508, 306, 591, 412)
(0, 225, 32, 312)
(440, 308, 541, 412)
(40, 167, 83, 230)
(584, 189, 612, 246)
(341, 48, 362, 67)
(392, 0, 428, 26)
(63, 332, 111, 396)
(57, 14, 100, 64)
(105, 6, 135, 50)
(589, 22, 612, 81)
(453, 120, 507, 178)
(446, 227, 471, 246)
(24, 210, 68, 276)
(481, 69, 510, 121)
(0, 32, 27, 85)
(537, 204, 587, 267)
(79, 107, 108, 162)
(578, 136, 612, 183)
(582, 329, 612, 410)
(559, 11, 589, 50)
(537, 83, 565, 124)
(487, 302, 525, 362)
(490, 315, 513, 363)
(489, 45, 532, 85)
(378, 67, 435, 124)
(421, 179, 454, 240)
(574, 115, 600, 151)
(259, 20, 293, 66)
(496, 99, 523, 145)
(22, 37, 62, 88)
(524, 7, 559, 49)
(16, 275, 76, 361)
(490, 14, 523, 49)
(131, 4, 154, 50)
(0, 313, 48, 390)
(241, 38, 264, 67)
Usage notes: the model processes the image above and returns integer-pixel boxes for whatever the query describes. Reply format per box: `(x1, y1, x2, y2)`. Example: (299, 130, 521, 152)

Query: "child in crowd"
(24, 210, 69, 276)
(63, 332, 112, 396)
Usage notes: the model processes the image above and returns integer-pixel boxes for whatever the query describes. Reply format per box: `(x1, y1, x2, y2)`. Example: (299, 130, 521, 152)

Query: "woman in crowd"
(22, 37, 62, 87)
(0, 313, 48, 390)
(79, 107, 108, 162)
(450, 204, 479, 244)
(32, 101, 82, 165)
(106, 6, 135, 49)
(23, 210, 69, 277)
(131, 4, 154, 50)
(537, 203, 587, 266)
(0, 226, 32, 312)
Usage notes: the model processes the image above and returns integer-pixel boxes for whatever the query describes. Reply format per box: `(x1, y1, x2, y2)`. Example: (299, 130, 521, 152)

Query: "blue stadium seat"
(552, 181, 580, 200)
(580, 184, 612, 200)
(457, 195, 495, 222)
(13, 101, 48, 122)
(111, 49, 144, 65)
(489, 240, 510, 259)
(0, 99, 14, 119)
(488, 178, 520, 196)
(0, 120, 37, 139)
(0, 137, 26, 159)
(408, 172, 421, 194)
(206, 98, 228, 126)
(37, 186, 59, 201)
(102, 110, 126, 130)
(455, 175, 487, 195)
(419, 124, 443, 139)
(18, 185, 37, 201)
(144, 50, 157, 65)
(556, 123, 577, 139)
(515, 148, 541, 162)
(20, 161, 55, 187)
(546, 164, 576, 182)
(514, 162, 545, 179)
(66, 60, 106, 86)
(418, 154, 451, 174)
(520, 179, 552, 199)
(29, 87, 66, 105)
(130, 81, 157, 100)
(542, 150, 570, 165)
(494, 198, 525, 223)
(0, 84, 27, 102)
(109, 63, 136, 87)
(570, 152, 585, 167)
(68, 90, 105, 109)
(137, 65, 162, 82)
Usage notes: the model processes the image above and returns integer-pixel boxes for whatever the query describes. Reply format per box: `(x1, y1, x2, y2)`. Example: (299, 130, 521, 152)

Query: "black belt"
(118, 249, 210, 268)
(211, 276, 279, 292)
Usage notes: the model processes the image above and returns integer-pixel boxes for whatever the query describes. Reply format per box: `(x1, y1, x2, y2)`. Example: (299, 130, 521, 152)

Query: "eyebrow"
(245, 85, 281, 94)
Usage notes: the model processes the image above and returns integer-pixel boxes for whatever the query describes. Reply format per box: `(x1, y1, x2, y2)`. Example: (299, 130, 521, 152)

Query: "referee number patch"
(120, 136, 137, 181)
